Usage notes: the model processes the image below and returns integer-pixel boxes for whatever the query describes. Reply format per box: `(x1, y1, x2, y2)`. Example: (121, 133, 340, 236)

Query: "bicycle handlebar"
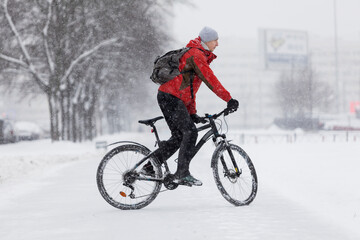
(204, 108, 234, 120)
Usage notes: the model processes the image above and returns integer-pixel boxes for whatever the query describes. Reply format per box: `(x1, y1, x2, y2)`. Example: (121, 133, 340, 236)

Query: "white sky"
(173, 0, 360, 43)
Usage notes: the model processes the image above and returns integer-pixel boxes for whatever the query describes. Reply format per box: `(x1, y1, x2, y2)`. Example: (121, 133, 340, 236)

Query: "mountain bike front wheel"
(96, 144, 163, 210)
(212, 143, 258, 206)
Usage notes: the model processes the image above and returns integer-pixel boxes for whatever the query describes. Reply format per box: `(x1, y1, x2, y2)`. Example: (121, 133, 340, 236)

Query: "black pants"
(152, 91, 198, 178)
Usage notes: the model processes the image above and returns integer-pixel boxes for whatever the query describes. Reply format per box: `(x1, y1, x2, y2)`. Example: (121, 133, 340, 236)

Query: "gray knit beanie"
(199, 26, 218, 42)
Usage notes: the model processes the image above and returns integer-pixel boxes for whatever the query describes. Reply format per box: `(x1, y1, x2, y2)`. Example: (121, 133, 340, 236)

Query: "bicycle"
(96, 109, 258, 210)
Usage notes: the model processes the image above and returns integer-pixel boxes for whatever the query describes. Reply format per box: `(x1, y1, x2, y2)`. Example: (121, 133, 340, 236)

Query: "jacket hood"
(186, 37, 217, 64)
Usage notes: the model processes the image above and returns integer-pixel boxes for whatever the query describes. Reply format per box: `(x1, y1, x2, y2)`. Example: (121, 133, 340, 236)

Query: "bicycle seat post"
(150, 123, 161, 146)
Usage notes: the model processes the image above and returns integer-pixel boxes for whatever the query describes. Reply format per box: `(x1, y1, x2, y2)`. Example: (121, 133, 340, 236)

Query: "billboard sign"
(259, 29, 309, 70)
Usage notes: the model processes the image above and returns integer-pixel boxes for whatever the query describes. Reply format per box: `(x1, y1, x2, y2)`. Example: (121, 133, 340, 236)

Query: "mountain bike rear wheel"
(212, 143, 258, 206)
(96, 144, 163, 210)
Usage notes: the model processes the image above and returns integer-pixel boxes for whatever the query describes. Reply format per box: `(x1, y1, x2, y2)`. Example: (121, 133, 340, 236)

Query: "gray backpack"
(150, 47, 191, 85)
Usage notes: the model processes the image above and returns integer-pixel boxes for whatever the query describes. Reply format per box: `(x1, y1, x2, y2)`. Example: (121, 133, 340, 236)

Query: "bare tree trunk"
(47, 94, 55, 141)
(66, 92, 71, 141)
(60, 92, 65, 140)
(48, 92, 60, 141)
(77, 104, 83, 142)
(71, 103, 77, 142)
(86, 103, 96, 141)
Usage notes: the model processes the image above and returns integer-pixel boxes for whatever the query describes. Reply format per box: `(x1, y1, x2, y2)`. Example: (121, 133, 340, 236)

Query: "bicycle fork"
(217, 139, 241, 178)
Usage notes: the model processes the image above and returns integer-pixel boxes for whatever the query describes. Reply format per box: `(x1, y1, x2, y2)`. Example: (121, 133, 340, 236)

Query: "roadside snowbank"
(0, 139, 95, 183)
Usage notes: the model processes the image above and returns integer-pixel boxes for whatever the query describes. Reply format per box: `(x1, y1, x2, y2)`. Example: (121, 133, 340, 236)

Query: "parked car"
(0, 119, 17, 144)
(14, 121, 42, 141)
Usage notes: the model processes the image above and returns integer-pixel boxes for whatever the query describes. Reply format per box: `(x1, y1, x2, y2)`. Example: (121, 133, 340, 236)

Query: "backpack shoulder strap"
(178, 47, 197, 99)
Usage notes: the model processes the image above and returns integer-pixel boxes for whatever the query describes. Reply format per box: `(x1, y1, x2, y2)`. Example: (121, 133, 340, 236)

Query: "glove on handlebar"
(191, 114, 207, 124)
(227, 98, 239, 113)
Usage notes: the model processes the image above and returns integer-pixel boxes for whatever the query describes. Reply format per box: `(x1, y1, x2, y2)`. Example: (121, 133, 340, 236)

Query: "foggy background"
(1, 0, 360, 142)
(1, 2, 360, 239)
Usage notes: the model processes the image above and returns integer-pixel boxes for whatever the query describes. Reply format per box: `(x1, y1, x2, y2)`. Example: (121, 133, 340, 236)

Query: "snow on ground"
(0, 139, 94, 183)
(0, 131, 359, 240)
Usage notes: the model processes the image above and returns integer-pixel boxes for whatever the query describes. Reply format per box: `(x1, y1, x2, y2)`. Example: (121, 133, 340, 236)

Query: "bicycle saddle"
(138, 116, 164, 126)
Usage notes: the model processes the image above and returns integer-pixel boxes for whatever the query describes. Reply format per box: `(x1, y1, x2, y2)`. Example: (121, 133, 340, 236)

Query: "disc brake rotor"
(227, 169, 238, 183)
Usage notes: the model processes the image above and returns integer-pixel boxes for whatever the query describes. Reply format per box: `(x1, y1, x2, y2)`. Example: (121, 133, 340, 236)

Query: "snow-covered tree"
(0, 0, 172, 141)
(275, 65, 333, 119)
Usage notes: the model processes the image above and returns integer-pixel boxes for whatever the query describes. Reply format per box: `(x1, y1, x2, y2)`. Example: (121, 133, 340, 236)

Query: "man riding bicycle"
(142, 26, 239, 186)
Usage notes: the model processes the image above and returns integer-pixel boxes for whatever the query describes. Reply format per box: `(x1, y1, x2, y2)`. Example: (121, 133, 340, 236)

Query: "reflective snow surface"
(0, 133, 359, 240)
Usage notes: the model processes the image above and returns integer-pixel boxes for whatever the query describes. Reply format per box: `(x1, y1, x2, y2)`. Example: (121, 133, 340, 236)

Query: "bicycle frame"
(129, 110, 240, 181)
(128, 123, 216, 176)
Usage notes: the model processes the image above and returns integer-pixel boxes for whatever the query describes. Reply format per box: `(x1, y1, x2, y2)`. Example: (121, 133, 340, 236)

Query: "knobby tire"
(96, 144, 163, 210)
(212, 143, 258, 206)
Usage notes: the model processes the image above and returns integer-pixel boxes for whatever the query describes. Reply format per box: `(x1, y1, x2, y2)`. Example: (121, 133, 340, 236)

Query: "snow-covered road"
(0, 135, 359, 240)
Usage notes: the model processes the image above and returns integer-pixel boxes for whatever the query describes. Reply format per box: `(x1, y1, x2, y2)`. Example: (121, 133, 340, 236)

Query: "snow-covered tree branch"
(42, 0, 55, 74)
(2, 0, 49, 92)
(0, 53, 27, 68)
(60, 38, 120, 88)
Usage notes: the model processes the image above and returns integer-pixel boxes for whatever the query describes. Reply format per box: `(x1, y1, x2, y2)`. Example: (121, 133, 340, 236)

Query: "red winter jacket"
(158, 37, 232, 114)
